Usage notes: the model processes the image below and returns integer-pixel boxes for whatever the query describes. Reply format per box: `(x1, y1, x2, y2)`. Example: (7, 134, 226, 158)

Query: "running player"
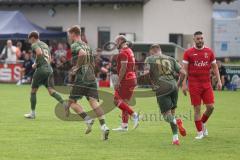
(145, 44, 186, 145)
(182, 31, 222, 140)
(112, 35, 140, 131)
(24, 31, 66, 119)
(67, 25, 109, 140)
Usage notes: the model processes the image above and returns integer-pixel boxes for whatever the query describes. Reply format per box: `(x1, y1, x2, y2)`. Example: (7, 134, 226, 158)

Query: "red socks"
(118, 101, 134, 115)
(122, 110, 129, 123)
(201, 114, 209, 124)
(195, 120, 203, 132)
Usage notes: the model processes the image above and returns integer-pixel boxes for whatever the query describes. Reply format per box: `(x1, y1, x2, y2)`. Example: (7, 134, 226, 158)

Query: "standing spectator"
(0, 40, 17, 62)
(211, 60, 228, 90)
(16, 41, 23, 60)
(16, 51, 34, 85)
(65, 43, 72, 62)
(54, 43, 67, 60)
(56, 56, 72, 85)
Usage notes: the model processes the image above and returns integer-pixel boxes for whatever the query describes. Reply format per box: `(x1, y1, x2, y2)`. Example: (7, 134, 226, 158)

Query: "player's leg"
(171, 89, 186, 137)
(88, 97, 110, 140)
(24, 87, 38, 119)
(113, 84, 139, 129)
(24, 70, 40, 119)
(112, 104, 129, 131)
(68, 98, 94, 134)
(45, 72, 70, 116)
(193, 105, 204, 139)
(158, 94, 180, 145)
(202, 84, 215, 136)
(189, 84, 204, 139)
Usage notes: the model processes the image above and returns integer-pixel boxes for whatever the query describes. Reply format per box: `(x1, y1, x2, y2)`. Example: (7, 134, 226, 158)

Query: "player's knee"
(31, 88, 37, 94)
(114, 97, 119, 106)
(163, 114, 171, 123)
(68, 99, 75, 107)
(207, 106, 214, 113)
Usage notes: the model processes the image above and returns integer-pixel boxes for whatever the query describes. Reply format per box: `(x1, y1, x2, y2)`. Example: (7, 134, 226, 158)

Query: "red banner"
(0, 63, 22, 82)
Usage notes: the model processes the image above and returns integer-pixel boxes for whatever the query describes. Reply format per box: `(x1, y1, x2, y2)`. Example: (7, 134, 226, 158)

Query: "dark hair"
(68, 25, 81, 35)
(28, 31, 39, 39)
(194, 31, 203, 36)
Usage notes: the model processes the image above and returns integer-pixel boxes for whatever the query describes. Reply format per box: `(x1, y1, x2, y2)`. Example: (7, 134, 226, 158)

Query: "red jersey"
(117, 47, 136, 82)
(183, 46, 216, 82)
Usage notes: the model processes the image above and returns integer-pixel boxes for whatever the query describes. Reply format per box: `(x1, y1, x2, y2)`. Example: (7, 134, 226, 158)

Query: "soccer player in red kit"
(182, 31, 222, 139)
(112, 35, 140, 131)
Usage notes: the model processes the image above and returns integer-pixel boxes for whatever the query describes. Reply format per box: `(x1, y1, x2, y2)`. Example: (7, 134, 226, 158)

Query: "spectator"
(100, 62, 110, 80)
(0, 40, 17, 62)
(65, 43, 72, 62)
(16, 41, 23, 60)
(54, 43, 67, 60)
(99, 73, 110, 88)
(16, 51, 34, 85)
(212, 60, 228, 90)
(55, 56, 72, 85)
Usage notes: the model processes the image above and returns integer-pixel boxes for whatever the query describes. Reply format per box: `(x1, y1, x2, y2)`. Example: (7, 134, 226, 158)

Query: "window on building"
(46, 26, 63, 32)
(169, 34, 183, 47)
(213, 10, 238, 18)
(98, 27, 110, 48)
(119, 33, 136, 42)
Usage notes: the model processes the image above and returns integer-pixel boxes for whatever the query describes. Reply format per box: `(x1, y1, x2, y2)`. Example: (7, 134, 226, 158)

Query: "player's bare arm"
(115, 61, 127, 89)
(212, 63, 222, 90)
(32, 47, 42, 69)
(177, 67, 186, 88)
(182, 63, 188, 96)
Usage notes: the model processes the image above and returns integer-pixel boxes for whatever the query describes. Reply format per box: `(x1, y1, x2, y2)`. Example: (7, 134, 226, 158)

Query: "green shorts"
(31, 66, 54, 89)
(156, 87, 178, 113)
(69, 69, 98, 101)
(69, 82, 99, 101)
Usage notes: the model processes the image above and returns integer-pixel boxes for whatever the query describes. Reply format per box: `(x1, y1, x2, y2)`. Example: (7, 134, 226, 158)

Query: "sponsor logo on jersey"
(204, 52, 208, 58)
(194, 61, 208, 67)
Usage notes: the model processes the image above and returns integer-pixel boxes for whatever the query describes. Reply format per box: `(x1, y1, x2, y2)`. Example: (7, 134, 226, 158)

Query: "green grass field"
(0, 84, 240, 160)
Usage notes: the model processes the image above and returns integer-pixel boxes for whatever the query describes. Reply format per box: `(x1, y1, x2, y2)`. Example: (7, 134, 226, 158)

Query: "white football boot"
(195, 131, 204, 140)
(24, 112, 35, 119)
(101, 124, 110, 140)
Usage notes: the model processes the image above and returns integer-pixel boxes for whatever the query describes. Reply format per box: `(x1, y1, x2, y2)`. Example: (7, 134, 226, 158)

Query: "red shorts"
(188, 82, 214, 106)
(114, 79, 136, 101)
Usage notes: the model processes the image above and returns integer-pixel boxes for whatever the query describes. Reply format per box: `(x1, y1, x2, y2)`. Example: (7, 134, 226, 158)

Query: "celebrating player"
(112, 35, 140, 131)
(67, 25, 109, 140)
(24, 31, 67, 119)
(144, 44, 186, 145)
(182, 31, 222, 140)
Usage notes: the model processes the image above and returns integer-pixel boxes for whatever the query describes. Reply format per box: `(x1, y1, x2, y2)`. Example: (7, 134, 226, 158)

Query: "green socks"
(30, 93, 36, 111)
(99, 119, 105, 126)
(51, 92, 64, 104)
(163, 114, 178, 135)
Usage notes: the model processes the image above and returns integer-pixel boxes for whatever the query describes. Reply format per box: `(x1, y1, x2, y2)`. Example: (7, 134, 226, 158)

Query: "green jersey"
(145, 54, 181, 86)
(71, 41, 95, 83)
(32, 41, 51, 69)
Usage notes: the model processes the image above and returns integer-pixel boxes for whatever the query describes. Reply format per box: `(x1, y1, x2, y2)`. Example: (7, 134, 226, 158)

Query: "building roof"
(0, 0, 149, 5)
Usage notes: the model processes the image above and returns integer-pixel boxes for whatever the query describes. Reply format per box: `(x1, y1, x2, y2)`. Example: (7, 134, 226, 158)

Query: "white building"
(0, 0, 214, 49)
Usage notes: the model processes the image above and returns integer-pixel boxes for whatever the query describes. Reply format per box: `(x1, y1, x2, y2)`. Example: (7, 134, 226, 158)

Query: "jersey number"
(156, 59, 172, 75)
(43, 49, 50, 62)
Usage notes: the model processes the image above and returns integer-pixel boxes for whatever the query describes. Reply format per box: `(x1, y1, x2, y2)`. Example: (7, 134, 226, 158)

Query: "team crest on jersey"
(204, 52, 208, 58)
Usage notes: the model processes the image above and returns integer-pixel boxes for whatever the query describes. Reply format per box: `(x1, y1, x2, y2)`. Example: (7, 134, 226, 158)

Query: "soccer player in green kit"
(144, 44, 187, 145)
(67, 25, 109, 140)
(24, 31, 66, 119)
